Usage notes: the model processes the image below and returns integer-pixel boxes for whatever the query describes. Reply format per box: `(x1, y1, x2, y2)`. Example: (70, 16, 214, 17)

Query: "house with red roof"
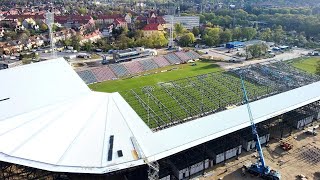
(114, 18, 127, 29)
(5, 14, 46, 22)
(96, 14, 122, 24)
(55, 15, 95, 30)
(147, 16, 166, 25)
(142, 23, 164, 37)
(80, 29, 102, 45)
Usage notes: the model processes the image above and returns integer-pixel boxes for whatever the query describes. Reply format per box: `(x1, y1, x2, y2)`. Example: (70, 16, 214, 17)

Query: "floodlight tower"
(168, 16, 174, 49)
(45, 2, 56, 58)
(230, 4, 236, 28)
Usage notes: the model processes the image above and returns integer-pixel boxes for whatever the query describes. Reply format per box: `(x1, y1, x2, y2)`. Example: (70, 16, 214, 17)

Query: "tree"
(82, 41, 93, 51)
(134, 30, 144, 39)
(246, 43, 268, 59)
(219, 29, 232, 43)
(272, 25, 285, 44)
(260, 28, 272, 41)
(178, 32, 195, 47)
(40, 23, 48, 32)
(63, 38, 72, 46)
(18, 32, 29, 42)
(241, 27, 257, 41)
(52, 24, 61, 32)
(192, 27, 200, 37)
(232, 27, 241, 41)
(71, 35, 81, 51)
(118, 34, 134, 49)
(174, 23, 185, 35)
(151, 32, 168, 48)
(203, 27, 220, 46)
(4, 31, 18, 40)
(77, 7, 88, 15)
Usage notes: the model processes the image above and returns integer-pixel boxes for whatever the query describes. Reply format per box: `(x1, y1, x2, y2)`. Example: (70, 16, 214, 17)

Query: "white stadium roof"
(0, 58, 320, 174)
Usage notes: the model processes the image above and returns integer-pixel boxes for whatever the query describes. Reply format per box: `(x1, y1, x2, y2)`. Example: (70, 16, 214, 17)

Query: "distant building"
(96, 14, 122, 24)
(22, 18, 39, 30)
(147, 16, 166, 25)
(114, 18, 127, 29)
(226, 41, 243, 49)
(142, 23, 164, 37)
(54, 15, 95, 30)
(163, 15, 200, 30)
(124, 13, 132, 24)
(5, 14, 46, 22)
(80, 30, 102, 45)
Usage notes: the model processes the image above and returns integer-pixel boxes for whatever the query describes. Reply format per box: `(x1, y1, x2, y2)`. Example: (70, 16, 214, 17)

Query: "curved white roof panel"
(0, 59, 90, 120)
(0, 58, 320, 174)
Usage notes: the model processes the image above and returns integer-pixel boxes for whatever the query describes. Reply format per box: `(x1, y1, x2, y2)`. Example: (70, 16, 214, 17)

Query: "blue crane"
(240, 76, 281, 180)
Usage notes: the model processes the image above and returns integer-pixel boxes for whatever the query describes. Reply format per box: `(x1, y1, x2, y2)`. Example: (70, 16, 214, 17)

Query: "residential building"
(96, 14, 122, 24)
(142, 23, 164, 37)
(124, 13, 132, 24)
(22, 18, 39, 30)
(5, 14, 46, 22)
(55, 15, 95, 30)
(114, 18, 127, 29)
(80, 30, 102, 45)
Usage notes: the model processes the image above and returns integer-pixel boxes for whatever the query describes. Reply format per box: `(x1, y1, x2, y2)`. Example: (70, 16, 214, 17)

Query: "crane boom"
(240, 76, 266, 167)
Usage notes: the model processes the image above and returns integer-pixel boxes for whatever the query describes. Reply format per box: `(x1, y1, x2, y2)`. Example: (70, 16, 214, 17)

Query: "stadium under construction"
(0, 58, 320, 180)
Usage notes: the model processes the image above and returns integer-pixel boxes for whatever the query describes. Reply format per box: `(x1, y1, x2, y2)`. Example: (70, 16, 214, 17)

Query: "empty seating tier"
(91, 66, 117, 82)
(77, 70, 98, 84)
(186, 50, 200, 59)
(140, 59, 159, 71)
(153, 56, 171, 67)
(109, 63, 130, 77)
(174, 51, 191, 62)
(124, 61, 144, 74)
(164, 53, 181, 64)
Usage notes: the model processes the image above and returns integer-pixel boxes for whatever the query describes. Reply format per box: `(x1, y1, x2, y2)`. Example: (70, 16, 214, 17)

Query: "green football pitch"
(89, 60, 223, 93)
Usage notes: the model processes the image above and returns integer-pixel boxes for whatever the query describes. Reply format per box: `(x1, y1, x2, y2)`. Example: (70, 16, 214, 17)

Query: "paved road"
(214, 48, 309, 70)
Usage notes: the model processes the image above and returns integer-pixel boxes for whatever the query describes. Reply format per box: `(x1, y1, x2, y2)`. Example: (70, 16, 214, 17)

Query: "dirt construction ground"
(193, 121, 320, 180)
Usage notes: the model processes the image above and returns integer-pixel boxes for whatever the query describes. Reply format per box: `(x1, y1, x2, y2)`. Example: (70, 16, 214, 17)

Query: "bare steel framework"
(123, 61, 320, 130)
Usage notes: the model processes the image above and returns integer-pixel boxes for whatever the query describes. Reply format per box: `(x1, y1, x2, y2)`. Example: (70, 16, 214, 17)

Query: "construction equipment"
(280, 141, 293, 151)
(240, 76, 281, 180)
(305, 126, 318, 136)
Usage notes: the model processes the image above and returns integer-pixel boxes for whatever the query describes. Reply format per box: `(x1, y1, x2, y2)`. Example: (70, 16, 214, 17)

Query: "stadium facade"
(0, 58, 320, 180)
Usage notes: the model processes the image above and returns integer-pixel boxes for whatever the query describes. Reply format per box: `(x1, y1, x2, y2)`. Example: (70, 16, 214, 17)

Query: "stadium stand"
(91, 66, 117, 82)
(185, 51, 200, 60)
(153, 56, 171, 67)
(164, 53, 181, 64)
(140, 59, 159, 71)
(109, 63, 130, 77)
(124, 61, 144, 74)
(174, 51, 191, 62)
(76, 70, 98, 84)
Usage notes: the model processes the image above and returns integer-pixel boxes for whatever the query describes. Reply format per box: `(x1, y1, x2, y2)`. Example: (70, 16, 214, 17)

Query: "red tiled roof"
(54, 15, 93, 24)
(114, 18, 126, 24)
(97, 14, 122, 20)
(147, 16, 166, 24)
(142, 23, 161, 31)
(5, 14, 45, 20)
(136, 16, 147, 21)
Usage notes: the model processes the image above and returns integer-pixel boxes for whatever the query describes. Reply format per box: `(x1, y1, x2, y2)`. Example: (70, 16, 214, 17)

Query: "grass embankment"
(290, 57, 320, 74)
